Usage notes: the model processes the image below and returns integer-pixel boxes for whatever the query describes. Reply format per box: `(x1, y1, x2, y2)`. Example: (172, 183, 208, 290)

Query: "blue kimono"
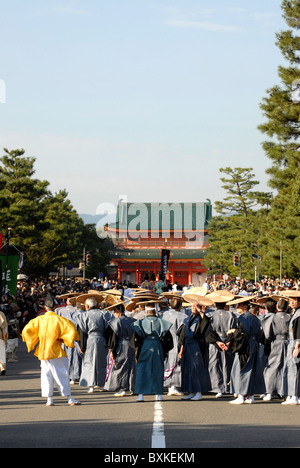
(132, 316, 172, 395)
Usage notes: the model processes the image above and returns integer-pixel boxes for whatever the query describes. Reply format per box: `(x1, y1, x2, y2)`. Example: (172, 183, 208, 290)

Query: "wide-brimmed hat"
(125, 295, 156, 312)
(76, 293, 108, 305)
(133, 293, 160, 301)
(136, 299, 167, 312)
(160, 292, 183, 301)
(125, 300, 141, 312)
(103, 289, 122, 296)
(226, 295, 257, 306)
(105, 299, 127, 310)
(182, 294, 214, 306)
(280, 290, 300, 298)
(254, 294, 283, 304)
(184, 287, 207, 296)
(206, 291, 235, 303)
(57, 293, 79, 300)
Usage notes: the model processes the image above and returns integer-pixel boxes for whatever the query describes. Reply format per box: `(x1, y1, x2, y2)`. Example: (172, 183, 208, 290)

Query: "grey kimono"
(104, 314, 136, 393)
(161, 308, 187, 388)
(263, 310, 291, 397)
(228, 311, 264, 396)
(74, 309, 111, 388)
(207, 308, 237, 394)
(283, 308, 300, 397)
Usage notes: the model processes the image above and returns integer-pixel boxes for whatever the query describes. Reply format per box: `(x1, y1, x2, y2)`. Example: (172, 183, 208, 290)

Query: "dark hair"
(277, 298, 288, 311)
(115, 303, 125, 314)
(170, 297, 182, 310)
(265, 299, 277, 313)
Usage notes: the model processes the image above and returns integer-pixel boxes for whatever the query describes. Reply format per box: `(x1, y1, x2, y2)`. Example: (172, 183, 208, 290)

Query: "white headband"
(145, 304, 159, 313)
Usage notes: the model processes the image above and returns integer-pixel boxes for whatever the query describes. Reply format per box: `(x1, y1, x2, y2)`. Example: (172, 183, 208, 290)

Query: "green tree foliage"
(0, 148, 111, 276)
(204, 168, 271, 280)
(258, 0, 300, 277)
(80, 224, 113, 279)
(214, 167, 272, 217)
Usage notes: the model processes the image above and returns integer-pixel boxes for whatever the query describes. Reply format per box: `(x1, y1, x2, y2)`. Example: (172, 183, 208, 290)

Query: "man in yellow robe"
(22, 295, 81, 406)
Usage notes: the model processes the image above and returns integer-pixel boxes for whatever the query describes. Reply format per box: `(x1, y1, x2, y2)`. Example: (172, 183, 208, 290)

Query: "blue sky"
(0, 0, 286, 215)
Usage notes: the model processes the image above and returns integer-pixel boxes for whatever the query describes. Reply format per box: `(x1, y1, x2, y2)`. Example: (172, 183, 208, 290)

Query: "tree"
(258, 0, 300, 276)
(204, 168, 271, 279)
(0, 148, 50, 261)
(25, 189, 86, 275)
(214, 167, 272, 217)
(0, 148, 111, 277)
(80, 224, 113, 279)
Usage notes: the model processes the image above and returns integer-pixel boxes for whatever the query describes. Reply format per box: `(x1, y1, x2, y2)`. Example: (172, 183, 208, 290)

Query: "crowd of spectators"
(10, 274, 300, 332)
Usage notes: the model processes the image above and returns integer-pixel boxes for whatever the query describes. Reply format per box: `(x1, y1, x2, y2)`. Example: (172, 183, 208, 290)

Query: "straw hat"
(280, 290, 300, 298)
(76, 293, 107, 305)
(57, 293, 79, 300)
(182, 293, 214, 306)
(184, 287, 207, 296)
(254, 294, 282, 304)
(103, 289, 122, 296)
(133, 293, 160, 301)
(125, 300, 141, 312)
(135, 299, 167, 311)
(105, 299, 127, 311)
(226, 295, 257, 306)
(206, 291, 235, 303)
(160, 292, 183, 301)
(125, 296, 156, 312)
(181, 301, 193, 308)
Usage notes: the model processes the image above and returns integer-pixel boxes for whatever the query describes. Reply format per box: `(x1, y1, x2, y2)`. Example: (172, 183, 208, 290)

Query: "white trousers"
(0, 340, 6, 370)
(6, 338, 18, 354)
(40, 357, 71, 397)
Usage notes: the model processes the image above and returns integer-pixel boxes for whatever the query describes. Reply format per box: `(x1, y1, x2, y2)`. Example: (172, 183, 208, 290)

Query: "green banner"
(0, 255, 19, 298)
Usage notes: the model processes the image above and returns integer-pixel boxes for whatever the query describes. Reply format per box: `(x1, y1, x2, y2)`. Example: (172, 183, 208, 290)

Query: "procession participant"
(73, 294, 112, 394)
(0, 310, 8, 375)
(160, 294, 186, 396)
(56, 295, 84, 385)
(205, 291, 237, 398)
(103, 300, 136, 396)
(280, 291, 300, 405)
(254, 296, 279, 399)
(261, 297, 291, 401)
(22, 295, 81, 406)
(178, 296, 228, 401)
(131, 300, 173, 402)
(126, 293, 159, 320)
(225, 295, 264, 405)
(1, 294, 20, 363)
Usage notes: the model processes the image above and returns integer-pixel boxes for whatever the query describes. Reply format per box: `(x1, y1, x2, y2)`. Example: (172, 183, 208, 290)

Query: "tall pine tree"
(0, 148, 111, 276)
(258, 0, 300, 277)
(204, 168, 271, 279)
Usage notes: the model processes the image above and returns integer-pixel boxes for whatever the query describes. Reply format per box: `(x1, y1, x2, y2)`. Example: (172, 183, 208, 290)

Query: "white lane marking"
(152, 401, 166, 448)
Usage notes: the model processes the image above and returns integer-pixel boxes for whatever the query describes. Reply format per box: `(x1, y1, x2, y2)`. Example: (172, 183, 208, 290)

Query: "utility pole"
(280, 240, 282, 283)
(83, 246, 86, 281)
(239, 250, 242, 280)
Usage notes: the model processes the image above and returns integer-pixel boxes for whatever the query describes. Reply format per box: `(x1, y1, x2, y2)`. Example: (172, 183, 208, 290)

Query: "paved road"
(1, 341, 300, 452)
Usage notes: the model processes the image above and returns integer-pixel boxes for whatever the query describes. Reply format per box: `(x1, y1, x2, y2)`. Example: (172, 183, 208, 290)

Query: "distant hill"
(79, 213, 116, 226)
